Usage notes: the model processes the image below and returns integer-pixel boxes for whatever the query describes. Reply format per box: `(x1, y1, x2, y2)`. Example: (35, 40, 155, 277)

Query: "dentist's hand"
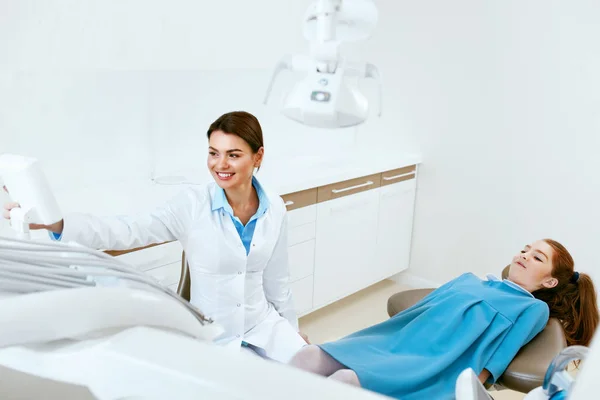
(2, 202, 64, 234)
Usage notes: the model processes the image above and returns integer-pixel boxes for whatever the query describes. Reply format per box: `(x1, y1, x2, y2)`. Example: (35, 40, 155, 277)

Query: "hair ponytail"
(531, 240, 599, 347)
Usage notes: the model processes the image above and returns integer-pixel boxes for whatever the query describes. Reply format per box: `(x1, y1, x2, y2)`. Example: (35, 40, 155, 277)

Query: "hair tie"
(571, 271, 580, 284)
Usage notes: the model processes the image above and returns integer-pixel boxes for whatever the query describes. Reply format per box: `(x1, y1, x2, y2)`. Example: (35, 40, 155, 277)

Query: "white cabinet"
(375, 178, 417, 280)
(290, 275, 314, 317)
(313, 188, 381, 308)
(284, 192, 318, 317)
(289, 239, 315, 282)
(287, 206, 317, 283)
(287, 202, 316, 228)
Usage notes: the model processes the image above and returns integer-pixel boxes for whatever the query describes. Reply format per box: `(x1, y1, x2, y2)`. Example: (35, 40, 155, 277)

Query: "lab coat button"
(237, 303, 241, 307)
(237, 271, 242, 275)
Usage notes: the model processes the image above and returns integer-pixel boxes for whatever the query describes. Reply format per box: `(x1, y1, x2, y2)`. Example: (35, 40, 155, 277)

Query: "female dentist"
(2, 111, 309, 363)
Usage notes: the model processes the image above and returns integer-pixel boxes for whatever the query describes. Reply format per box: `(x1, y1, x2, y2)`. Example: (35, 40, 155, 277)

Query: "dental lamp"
(0, 154, 62, 240)
(263, 0, 383, 129)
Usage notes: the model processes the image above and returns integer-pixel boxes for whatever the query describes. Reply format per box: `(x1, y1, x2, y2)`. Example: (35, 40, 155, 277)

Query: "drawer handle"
(284, 200, 295, 206)
(331, 181, 374, 194)
(383, 172, 414, 181)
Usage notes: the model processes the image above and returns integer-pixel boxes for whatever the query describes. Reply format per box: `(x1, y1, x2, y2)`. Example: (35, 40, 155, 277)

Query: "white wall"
(1, 0, 599, 288)
(392, 0, 600, 285)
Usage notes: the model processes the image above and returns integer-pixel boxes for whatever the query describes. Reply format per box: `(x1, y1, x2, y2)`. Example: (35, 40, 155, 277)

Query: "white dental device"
(0, 154, 62, 239)
(263, 0, 382, 128)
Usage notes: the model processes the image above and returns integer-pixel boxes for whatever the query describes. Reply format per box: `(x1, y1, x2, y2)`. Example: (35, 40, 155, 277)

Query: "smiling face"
(207, 130, 263, 190)
(508, 240, 559, 292)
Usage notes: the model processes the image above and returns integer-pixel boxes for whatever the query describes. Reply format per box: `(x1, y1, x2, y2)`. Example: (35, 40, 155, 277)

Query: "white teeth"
(217, 172, 233, 177)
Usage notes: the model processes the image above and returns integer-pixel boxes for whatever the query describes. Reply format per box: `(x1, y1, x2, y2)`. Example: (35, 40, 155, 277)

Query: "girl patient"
(289, 239, 599, 399)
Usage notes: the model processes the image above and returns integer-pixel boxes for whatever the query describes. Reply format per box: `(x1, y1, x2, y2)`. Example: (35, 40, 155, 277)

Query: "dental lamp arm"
(309, 0, 341, 72)
(263, 54, 313, 105)
(345, 61, 383, 117)
(263, 55, 293, 105)
(315, 0, 339, 42)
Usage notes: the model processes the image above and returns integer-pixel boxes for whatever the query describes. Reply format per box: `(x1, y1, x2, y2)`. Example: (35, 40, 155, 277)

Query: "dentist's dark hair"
(207, 111, 264, 154)
(531, 239, 599, 348)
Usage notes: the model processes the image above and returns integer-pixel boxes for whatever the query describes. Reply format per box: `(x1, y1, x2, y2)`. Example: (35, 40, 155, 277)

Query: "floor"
(297, 279, 525, 400)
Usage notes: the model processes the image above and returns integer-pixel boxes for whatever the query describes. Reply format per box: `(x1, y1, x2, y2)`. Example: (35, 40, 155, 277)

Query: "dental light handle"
(263, 55, 292, 105)
(9, 207, 31, 240)
(0, 154, 63, 239)
(346, 61, 383, 117)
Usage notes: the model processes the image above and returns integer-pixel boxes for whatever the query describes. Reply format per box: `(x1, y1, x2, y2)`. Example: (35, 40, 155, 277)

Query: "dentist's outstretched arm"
(2, 188, 198, 251)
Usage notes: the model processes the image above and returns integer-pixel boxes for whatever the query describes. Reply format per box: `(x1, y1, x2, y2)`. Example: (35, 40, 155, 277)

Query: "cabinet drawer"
(317, 173, 381, 203)
(287, 204, 317, 229)
(288, 222, 316, 247)
(145, 261, 181, 287)
(380, 165, 416, 187)
(282, 188, 317, 211)
(290, 275, 314, 317)
(289, 239, 315, 282)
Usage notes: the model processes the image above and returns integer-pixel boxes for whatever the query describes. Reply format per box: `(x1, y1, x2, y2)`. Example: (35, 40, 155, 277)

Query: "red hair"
(531, 239, 599, 347)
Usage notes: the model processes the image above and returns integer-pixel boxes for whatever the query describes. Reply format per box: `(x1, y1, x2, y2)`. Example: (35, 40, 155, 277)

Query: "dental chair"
(387, 266, 567, 394)
(175, 254, 565, 393)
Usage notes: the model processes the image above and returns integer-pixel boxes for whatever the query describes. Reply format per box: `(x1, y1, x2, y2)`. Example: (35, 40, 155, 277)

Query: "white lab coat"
(59, 180, 307, 362)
